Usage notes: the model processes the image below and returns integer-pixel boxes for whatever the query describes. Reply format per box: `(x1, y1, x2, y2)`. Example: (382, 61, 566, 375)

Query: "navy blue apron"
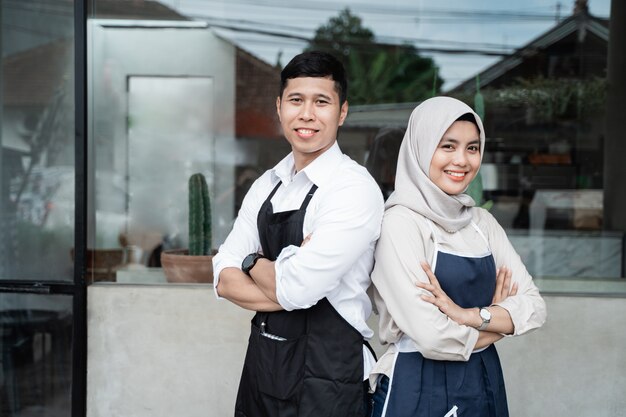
(374, 221, 509, 417)
(235, 181, 367, 417)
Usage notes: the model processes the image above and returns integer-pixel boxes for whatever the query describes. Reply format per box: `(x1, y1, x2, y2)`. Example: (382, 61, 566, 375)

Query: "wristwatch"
(477, 307, 491, 330)
(241, 253, 264, 276)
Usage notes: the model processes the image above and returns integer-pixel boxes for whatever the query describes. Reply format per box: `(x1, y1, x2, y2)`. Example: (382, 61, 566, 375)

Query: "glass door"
(1, 0, 87, 416)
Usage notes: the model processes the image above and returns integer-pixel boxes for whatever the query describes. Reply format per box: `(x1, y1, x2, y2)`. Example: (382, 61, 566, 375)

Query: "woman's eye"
(468, 145, 479, 152)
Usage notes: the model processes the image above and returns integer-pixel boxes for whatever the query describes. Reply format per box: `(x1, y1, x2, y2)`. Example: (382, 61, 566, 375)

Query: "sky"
(158, 0, 611, 91)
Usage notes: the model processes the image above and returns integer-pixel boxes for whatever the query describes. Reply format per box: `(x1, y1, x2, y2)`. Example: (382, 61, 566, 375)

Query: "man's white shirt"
(213, 142, 384, 377)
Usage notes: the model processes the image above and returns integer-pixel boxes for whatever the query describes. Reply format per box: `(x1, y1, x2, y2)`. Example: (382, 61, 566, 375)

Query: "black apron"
(235, 182, 366, 417)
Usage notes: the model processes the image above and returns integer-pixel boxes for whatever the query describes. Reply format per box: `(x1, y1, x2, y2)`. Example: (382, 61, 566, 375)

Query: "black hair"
(456, 112, 480, 132)
(279, 51, 348, 105)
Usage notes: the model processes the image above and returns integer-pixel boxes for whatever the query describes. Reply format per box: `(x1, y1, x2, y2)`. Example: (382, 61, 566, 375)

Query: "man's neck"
(292, 142, 336, 172)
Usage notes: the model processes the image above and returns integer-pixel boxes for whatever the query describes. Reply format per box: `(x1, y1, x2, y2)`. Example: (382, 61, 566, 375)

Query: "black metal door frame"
(0, 1, 88, 416)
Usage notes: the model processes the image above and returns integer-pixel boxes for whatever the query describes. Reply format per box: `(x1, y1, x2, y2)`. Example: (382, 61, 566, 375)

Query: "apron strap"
(266, 181, 282, 203)
(470, 221, 490, 248)
(363, 339, 377, 361)
(299, 184, 318, 210)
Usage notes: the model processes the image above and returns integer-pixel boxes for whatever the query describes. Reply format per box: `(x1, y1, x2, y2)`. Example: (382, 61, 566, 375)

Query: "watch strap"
(242, 252, 263, 275)
(477, 307, 491, 331)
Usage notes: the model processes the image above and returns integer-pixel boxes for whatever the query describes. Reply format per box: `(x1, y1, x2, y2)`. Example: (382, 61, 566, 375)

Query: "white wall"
(88, 22, 237, 248)
(87, 286, 626, 417)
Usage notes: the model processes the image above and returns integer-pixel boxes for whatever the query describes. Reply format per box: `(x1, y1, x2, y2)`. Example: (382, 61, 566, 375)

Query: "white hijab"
(385, 96, 486, 232)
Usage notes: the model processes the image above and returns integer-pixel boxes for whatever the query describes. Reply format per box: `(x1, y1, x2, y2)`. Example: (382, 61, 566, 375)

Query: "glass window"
(1, 1, 79, 415)
(1, 0, 75, 283)
(88, 1, 624, 294)
(0, 293, 73, 416)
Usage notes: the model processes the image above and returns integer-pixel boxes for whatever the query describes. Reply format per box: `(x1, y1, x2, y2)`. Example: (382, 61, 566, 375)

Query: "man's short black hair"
(279, 51, 348, 105)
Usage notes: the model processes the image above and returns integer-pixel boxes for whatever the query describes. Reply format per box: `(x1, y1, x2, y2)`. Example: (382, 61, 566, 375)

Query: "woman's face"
(429, 120, 481, 195)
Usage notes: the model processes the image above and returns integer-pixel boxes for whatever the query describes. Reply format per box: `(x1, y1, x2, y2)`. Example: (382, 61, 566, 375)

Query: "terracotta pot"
(160, 249, 214, 284)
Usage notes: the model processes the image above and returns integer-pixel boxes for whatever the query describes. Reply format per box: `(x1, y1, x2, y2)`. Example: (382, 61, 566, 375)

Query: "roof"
(3, 39, 72, 107)
(87, 0, 189, 21)
(344, 102, 419, 129)
(448, 10, 609, 94)
(235, 47, 282, 139)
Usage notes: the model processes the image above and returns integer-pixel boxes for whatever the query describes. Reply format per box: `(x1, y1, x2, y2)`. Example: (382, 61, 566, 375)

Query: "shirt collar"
(271, 141, 343, 187)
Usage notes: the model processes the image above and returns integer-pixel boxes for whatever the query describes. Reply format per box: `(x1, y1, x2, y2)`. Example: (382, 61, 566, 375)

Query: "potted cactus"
(161, 173, 214, 283)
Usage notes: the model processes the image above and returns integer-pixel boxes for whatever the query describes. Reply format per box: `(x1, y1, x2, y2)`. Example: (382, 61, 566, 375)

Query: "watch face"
(242, 253, 257, 272)
(480, 308, 491, 321)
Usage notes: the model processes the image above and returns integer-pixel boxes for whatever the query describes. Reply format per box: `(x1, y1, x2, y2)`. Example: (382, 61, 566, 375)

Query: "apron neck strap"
(299, 184, 318, 210)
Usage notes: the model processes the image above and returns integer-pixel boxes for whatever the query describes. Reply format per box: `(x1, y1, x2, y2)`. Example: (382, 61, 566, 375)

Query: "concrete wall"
(87, 284, 252, 417)
(498, 296, 626, 417)
(87, 285, 626, 417)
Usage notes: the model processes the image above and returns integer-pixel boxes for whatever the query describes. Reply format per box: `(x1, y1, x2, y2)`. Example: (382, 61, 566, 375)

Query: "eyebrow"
(285, 92, 333, 101)
(440, 137, 480, 145)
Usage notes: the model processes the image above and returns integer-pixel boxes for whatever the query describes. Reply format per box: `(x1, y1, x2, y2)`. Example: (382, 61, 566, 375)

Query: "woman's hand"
(492, 266, 518, 304)
(417, 262, 472, 326)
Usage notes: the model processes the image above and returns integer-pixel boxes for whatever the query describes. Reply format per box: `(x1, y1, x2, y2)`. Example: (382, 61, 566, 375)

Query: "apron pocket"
(256, 331, 307, 400)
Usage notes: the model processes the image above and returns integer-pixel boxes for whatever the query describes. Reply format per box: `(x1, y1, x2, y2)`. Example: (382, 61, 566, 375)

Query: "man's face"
(276, 76, 348, 170)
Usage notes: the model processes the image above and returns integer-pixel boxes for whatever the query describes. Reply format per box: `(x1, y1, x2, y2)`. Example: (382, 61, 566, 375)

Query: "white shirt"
(213, 142, 384, 376)
(369, 205, 547, 384)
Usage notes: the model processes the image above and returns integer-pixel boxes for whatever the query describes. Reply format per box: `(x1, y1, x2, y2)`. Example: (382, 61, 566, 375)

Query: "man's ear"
(338, 100, 349, 126)
(276, 96, 282, 121)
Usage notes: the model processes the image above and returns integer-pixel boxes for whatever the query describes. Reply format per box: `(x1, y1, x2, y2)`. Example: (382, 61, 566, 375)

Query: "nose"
(299, 101, 315, 121)
(452, 150, 468, 166)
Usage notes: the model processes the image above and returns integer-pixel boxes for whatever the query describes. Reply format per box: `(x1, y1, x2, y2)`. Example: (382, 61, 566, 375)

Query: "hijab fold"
(385, 96, 486, 233)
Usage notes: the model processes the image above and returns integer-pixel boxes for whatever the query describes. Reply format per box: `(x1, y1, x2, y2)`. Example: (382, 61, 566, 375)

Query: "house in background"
(2, 0, 283, 271)
(449, 0, 609, 227)
(88, 0, 284, 253)
(343, 1, 620, 279)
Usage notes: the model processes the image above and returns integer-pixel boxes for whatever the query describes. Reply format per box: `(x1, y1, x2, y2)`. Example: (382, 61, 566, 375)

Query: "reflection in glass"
(87, 1, 623, 289)
(89, 14, 238, 283)
(0, 293, 73, 417)
(1, 0, 75, 281)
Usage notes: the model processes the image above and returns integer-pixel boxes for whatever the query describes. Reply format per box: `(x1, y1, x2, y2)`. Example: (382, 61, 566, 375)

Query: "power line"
(206, 21, 512, 56)
(196, 14, 513, 52)
(182, 0, 559, 20)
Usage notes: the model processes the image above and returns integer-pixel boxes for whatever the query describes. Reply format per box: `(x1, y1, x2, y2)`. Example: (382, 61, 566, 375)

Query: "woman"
(369, 96, 547, 417)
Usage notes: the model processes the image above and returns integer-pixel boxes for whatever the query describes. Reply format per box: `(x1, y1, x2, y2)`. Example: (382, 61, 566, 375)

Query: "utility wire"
(192, 14, 514, 51)
(206, 21, 513, 56)
(182, 0, 559, 20)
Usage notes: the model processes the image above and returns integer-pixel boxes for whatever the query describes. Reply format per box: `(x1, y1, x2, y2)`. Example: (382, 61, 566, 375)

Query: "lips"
(295, 128, 318, 138)
(444, 170, 467, 181)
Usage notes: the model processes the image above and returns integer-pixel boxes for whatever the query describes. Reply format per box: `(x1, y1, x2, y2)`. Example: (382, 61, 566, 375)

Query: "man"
(213, 51, 384, 417)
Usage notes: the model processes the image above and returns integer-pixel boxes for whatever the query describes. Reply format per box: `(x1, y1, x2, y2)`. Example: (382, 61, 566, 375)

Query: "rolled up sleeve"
(212, 175, 266, 299)
(274, 179, 384, 310)
(372, 207, 478, 362)
(478, 209, 547, 336)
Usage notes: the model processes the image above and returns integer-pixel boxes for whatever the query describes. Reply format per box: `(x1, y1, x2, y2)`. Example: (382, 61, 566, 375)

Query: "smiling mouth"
(444, 170, 467, 180)
(295, 128, 318, 137)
